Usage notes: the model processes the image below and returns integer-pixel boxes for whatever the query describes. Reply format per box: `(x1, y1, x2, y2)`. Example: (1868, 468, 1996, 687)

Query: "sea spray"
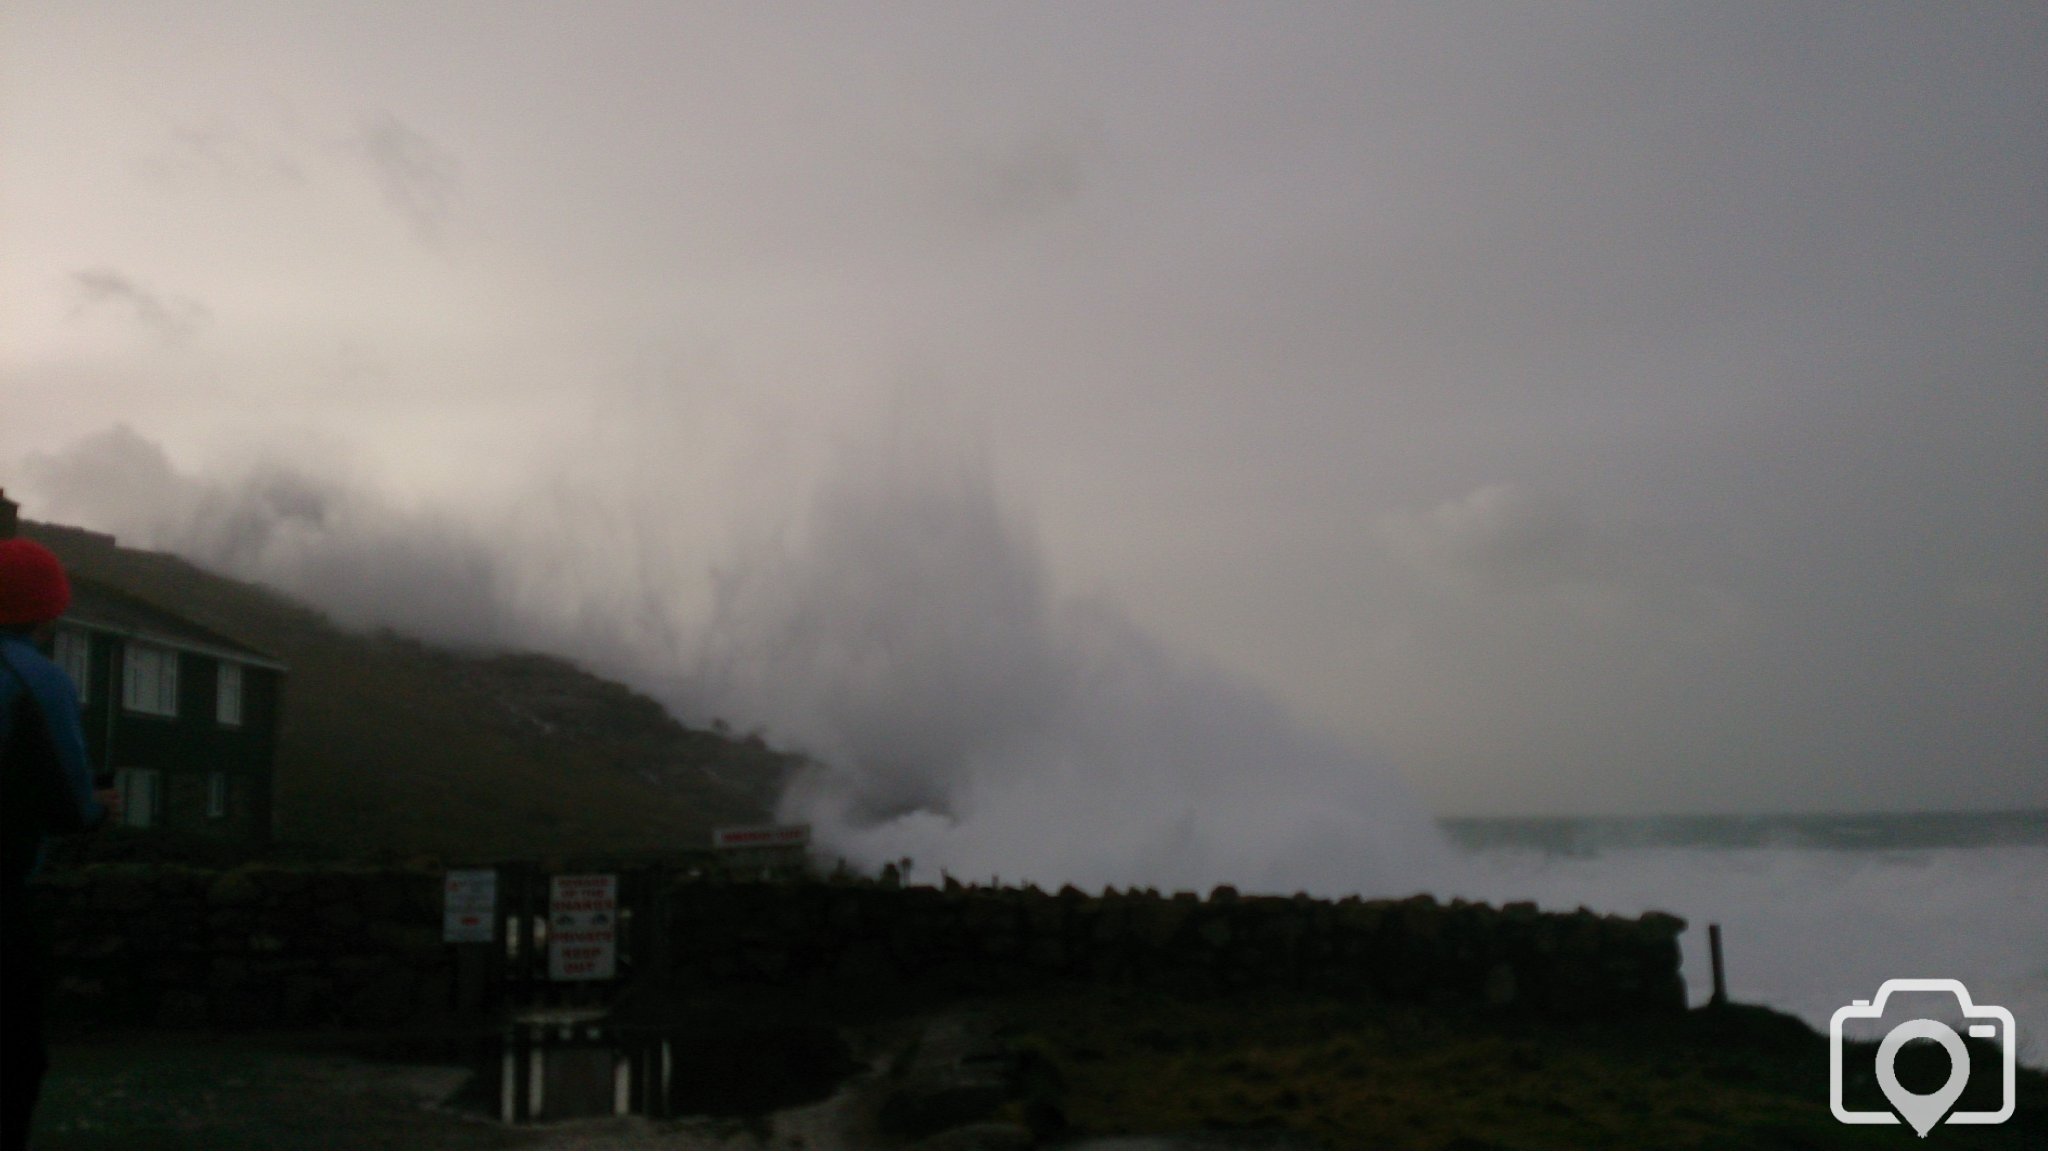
(689, 414, 1450, 894)
(34, 421, 2039, 1068)
(1438, 838, 2048, 1068)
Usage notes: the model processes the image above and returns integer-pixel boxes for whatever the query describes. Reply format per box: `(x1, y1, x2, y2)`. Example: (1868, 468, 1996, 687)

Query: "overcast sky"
(3, 3, 2042, 820)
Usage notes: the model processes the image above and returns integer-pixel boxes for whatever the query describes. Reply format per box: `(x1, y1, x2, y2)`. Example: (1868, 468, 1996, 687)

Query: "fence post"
(1708, 923, 1727, 1007)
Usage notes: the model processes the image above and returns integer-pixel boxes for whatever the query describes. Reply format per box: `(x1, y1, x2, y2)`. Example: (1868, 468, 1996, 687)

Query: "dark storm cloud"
(69, 269, 210, 343)
(3, 3, 2042, 816)
(352, 111, 461, 244)
(151, 114, 307, 185)
(927, 127, 1095, 227)
(1378, 485, 1633, 595)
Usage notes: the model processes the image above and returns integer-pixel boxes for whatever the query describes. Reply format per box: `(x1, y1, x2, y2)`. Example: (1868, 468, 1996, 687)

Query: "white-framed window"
(121, 643, 179, 717)
(116, 768, 161, 829)
(54, 628, 90, 701)
(216, 662, 243, 726)
(206, 772, 229, 820)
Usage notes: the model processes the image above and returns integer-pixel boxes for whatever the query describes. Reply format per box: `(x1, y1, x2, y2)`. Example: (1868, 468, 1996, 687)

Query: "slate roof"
(64, 576, 287, 671)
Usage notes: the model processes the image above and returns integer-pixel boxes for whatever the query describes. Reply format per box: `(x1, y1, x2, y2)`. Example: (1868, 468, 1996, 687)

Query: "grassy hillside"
(25, 520, 795, 861)
(990, 988, 2048, 1149)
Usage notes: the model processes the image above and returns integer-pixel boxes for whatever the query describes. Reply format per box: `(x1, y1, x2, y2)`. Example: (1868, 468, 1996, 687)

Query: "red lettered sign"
(547, 874, 617, 981)
(713, 823, 812, 850)
(443, 869, 497, 943)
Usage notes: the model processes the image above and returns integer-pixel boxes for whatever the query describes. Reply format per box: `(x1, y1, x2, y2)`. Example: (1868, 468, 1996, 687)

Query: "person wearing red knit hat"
(0, 541, 70, 630)
(1, 538, 111, 1151)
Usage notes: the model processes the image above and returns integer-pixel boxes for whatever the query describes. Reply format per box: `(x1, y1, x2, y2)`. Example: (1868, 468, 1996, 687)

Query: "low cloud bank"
(25, 425, 510, 647)
(19, 420, 1448, 896)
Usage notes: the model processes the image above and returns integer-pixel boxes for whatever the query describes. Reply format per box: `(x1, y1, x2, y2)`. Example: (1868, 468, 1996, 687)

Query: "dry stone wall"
(34, 865, 1689, 1030)
(37, 864, 453, 1030)
(661, 881, 1689, 1017)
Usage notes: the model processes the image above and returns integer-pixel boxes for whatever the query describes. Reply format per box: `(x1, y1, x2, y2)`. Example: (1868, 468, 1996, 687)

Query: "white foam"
(682, 415, 1451, 898)
(1434, 844, 2048, 1068)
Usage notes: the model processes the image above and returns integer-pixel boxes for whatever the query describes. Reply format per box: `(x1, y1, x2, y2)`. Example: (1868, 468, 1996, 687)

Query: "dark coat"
(1, 632, 104, 893)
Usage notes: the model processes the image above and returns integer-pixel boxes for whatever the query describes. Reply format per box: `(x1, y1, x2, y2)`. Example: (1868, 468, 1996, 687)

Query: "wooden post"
(499, 1026, 520, 1124)
(1708, 923, 1727, 1007)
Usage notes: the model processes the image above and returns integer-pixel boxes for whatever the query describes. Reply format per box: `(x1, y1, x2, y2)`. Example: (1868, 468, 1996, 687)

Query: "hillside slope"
(25, 520, 794, 860)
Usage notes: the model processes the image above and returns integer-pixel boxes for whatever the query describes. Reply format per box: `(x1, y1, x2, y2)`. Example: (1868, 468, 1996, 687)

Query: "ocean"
(1432, 810, 2048, 1068)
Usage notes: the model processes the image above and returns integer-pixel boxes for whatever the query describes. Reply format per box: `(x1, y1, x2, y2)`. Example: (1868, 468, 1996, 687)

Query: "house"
(2, 490, 285, 845)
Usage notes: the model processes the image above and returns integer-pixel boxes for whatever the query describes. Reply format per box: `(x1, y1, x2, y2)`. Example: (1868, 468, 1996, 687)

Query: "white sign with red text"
(442, 869, 497, 943)
(712, 823, 811, 851)
(547, 873, 617, 981)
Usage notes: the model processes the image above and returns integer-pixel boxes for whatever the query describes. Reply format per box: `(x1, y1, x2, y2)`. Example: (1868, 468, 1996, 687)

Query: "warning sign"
(713, 823, 811, 850)
(547, 873, 617, 981)
(442, 869, 497, 944)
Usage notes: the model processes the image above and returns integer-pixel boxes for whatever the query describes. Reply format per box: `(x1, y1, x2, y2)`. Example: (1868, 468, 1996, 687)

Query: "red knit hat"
(0, 539, 71, 626)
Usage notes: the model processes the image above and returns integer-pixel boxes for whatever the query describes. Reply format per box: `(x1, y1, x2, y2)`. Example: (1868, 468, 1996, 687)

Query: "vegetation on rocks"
(984, 987, 2048, 1149)
(28, 520, 797, 861)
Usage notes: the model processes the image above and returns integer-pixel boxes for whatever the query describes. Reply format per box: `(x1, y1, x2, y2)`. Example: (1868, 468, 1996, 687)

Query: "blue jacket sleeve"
(1, 640, 107, 833)
(37, 667, 106, 832)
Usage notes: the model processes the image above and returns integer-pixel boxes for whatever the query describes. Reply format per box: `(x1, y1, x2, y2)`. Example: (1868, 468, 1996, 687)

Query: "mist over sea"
(1434, 812, 2048, 1068)
(24, 428, 2045, 1069)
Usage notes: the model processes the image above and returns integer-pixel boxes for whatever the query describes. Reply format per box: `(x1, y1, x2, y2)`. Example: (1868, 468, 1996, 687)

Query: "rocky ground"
(33, 991, 2048, 1150)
